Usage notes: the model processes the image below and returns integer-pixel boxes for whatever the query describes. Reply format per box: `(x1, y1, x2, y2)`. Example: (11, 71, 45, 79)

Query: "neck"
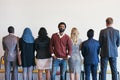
(88, 37, 93, 39)
(59, 32, 64, 36)
(9, 33, 14, 35)
(106, 24, 112, 27)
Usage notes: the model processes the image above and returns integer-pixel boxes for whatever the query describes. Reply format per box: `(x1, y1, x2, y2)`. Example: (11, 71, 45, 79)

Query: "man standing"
(2, 26, 19, 80)
(81, 29, 100, 80)
(99, 17, 120, 80)
(50, 22, 72, 80)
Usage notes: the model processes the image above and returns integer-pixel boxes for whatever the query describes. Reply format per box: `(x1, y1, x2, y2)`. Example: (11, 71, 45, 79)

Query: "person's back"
(99, 27, 119, 57)
(2, 26, 18, 80)
(35, 36, 51, 59)
(99, 17, 120, 80)
(82, 38, 99, 64)
(3, 34, 18, 61)
(82, 29, 100, 80)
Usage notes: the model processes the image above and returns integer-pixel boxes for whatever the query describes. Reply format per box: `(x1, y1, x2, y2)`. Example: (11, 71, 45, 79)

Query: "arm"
(49, 35, 57, 59)
(16, 37, 20, 54)
(2, 38, 6, 51)
(97, 42, 100, 55)
(99, 30, 103, 47)
(116, 31, 120, 47)
(81, 42, 85, 57)
(67, 37, 72, 59)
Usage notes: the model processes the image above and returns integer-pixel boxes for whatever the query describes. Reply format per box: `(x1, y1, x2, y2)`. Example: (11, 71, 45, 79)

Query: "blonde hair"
(71, 27, 79, 45)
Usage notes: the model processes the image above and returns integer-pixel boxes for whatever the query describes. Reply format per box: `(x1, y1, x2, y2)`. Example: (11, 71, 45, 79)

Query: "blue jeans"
(84, 63, 98, 80)
(5, 60, 18, 80)
(100, 57, 117, 80)
(51, 59, 67, 80)
(23, 66, 33, 80)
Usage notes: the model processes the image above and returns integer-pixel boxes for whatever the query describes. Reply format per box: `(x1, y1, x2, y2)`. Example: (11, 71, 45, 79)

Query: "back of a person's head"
(8, 26, 14, 33)
(38, 27, 47, 37)
(106, 17, 113, 25)
(87, 29, 94, 39)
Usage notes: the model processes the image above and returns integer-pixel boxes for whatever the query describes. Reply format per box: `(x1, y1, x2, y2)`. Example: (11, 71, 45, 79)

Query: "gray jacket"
(2, 34, 19, 61)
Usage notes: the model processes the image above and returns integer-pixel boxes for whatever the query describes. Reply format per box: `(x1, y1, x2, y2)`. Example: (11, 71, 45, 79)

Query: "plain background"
(0, 0, 120, 77)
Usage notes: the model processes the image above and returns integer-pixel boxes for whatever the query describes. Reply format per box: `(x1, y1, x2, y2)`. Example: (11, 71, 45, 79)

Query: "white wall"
(0, 0, 120, 74)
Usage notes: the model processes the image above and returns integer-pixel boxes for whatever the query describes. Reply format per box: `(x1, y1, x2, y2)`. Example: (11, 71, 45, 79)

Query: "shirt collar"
(57, 32, 65, 38)
(9, 33, 14, 35)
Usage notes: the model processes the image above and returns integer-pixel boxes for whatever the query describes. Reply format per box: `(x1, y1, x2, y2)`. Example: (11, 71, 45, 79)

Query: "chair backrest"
(0, 56, 4, 69)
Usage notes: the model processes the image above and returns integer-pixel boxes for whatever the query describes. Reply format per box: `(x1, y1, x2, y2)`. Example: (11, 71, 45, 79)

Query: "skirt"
(36, 58, 52, 69)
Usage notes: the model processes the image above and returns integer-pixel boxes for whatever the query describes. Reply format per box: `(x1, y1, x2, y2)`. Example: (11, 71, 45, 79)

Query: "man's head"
(106, 17, 113, 27)
(8, 26, 14, 33)
(87, 29, 94, 39)
(58, 22, 66, 33)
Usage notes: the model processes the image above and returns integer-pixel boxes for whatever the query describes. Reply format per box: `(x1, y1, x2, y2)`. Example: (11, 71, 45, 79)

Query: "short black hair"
(8, 26, 14, 33)
(87, 29, 94, 38)
(58, 22, 66, 28)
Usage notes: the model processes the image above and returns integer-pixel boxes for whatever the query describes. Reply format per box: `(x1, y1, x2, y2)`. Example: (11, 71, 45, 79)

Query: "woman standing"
(19, 27, 35, 80)
(35, 27, 52, 80)
(68, 27, 82, 80)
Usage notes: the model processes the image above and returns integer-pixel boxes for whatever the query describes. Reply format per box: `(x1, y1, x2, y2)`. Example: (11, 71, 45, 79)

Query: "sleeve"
(116, 31, 120, 47)
(34, 39, 38, 51)
(19, 38, 22, 51)
(16, 37, 20, 54)
(79, 39, 82, 50)
(49, 35, 54, 54)
(97, 42, 100, 55)
(99, 30, 103, 47)
(2, 38, 6, 51)
(81, 42, 85, 57)
(67, 37, 72, 56)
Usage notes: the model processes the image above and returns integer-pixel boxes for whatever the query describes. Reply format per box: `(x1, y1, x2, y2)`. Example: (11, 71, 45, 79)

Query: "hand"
(53, 55, 57, 59)
(67, 55, 71, 60)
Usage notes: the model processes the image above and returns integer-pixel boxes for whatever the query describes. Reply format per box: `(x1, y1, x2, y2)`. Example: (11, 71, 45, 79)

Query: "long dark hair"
(38, 27, 48, 41)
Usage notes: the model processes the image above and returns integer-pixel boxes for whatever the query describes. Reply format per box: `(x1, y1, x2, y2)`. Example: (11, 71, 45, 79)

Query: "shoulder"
(82, 40, 87, 45)
(52, 33, 57, 36)
(2, 36, 7, 40)
(35, 38, 38, 42)
(3, 35, 9, 39)
(93, 39, 99, 43)
(51, 33, 57, 38)
(64, 34, 70, 38)
(78, 38, 82, 42)
(113, 28, 119, 33)
(100, 28, 107, 33)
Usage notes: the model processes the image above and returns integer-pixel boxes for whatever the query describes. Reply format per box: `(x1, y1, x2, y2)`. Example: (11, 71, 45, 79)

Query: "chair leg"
(99, 72, 101, 80)
(80, 71, 84, 80)
(117, 71, 120, 80)
(65, 71, 67, 80)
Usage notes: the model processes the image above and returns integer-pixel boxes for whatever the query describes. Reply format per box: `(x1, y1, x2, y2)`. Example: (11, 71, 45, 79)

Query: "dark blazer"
(82, 38, 100, 64)
(99, 27, 120, 58)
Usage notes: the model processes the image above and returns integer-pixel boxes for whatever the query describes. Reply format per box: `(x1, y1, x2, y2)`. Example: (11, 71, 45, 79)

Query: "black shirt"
(35, 36, 51, 59)
(19, 38, 35, 67)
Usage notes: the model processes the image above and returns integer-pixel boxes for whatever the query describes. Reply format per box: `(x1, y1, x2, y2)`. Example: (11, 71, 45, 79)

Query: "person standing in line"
(19, 27, 35, 80)
(68, 27, 82, 80)
(81, 29, 100, 80)
(35, 27, 52, 80)
(99, 17, 120, 80)
(2, 26, 19, 80)
(50, 22, 72, 80)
